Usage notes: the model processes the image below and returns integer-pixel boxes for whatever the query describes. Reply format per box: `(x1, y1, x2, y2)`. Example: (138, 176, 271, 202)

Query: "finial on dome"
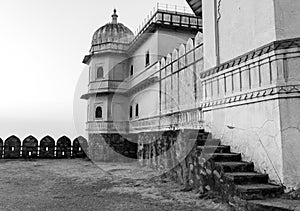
(112, 9, 118, 24)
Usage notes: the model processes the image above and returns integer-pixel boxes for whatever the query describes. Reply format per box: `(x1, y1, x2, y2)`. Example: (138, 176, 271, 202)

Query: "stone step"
(246, 199, 300, 211)
(214, 161, 255, 173)
(223, 172, 269, 184)
(207, 153, 242, 162)
(236, 184, 284, 200)
(196, 138, 221, 146)
(187, 130, 286, 202)
(197, 145, 231, 153)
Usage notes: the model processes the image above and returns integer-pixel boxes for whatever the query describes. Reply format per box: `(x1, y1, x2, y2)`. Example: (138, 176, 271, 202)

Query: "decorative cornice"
(200, 37, 300, 79)
(200, 85, 300, 110)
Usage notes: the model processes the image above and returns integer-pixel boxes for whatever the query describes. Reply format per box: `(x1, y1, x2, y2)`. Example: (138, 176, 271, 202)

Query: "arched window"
(96, 67, 104, 79)
(130, 65, 134, 76)
(145, 51, 150, 67)
(129, 105, 133, 119)
(135, 104, 139, 117)
(95, 106, 102, 119)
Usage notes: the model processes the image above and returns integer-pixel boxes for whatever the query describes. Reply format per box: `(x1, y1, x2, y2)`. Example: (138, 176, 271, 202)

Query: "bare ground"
(0, 159, 230, 211)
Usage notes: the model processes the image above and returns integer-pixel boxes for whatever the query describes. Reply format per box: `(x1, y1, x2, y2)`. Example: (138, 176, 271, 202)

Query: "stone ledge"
(246, 199, 300, 211)
(200, 85, 300, 111)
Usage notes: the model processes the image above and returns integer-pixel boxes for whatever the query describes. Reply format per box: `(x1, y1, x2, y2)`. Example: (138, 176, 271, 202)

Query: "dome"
(92, 9, 134, 46)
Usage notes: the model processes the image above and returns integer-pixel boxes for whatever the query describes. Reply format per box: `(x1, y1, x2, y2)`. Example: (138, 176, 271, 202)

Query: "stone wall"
(137, 129, 219, 194)
(0, 135, 88, 159)
(88, 133, 138, 162)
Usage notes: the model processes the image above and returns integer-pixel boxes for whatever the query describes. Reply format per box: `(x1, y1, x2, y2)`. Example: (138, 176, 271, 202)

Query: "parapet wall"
(0, 135, 88, 159)
(0, 134, 139, 161)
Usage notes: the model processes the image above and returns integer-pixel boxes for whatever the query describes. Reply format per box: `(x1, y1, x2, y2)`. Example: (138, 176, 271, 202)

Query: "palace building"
(81, 5, 203, 160)
(82, 5, 202, 133)
(82, 1, 300, 192)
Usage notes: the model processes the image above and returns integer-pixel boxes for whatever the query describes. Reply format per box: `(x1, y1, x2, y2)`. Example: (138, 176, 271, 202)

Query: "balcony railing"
(88, 80, 128, 93)
(87, 106, 203, 134)
(86, 121, 129, 133)
(129, 116, 160, 132)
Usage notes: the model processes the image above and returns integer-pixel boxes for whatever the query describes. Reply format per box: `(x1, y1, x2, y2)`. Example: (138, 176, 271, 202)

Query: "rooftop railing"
(130, 3, 201, 51)
(134, 3, 199, 35)
(155, 2, 194, 14)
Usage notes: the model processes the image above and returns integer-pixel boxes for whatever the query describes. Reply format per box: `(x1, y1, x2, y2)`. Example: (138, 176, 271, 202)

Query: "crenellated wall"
(160, 32, 204, 115)
(0, 135, 88, 159)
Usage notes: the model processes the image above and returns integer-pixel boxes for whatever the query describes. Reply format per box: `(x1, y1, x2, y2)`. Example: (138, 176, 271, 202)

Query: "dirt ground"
(0, 159, 230, 211)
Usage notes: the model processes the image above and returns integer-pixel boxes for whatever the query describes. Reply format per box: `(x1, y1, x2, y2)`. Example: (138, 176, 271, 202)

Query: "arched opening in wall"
(40, 136, 55, 158)
(145, 50, 150, 67)
(130, 65, 134, 76)
(129, 105, 133, 119)
(57, 136, 71, 158)
(23, 136, 38, 158)
(4, 135, 21, 159)
(96, 67, 104, 79)
(135, 104, 139, 118)
(73, 136, 88, 158)
(95, 106, 103, 119)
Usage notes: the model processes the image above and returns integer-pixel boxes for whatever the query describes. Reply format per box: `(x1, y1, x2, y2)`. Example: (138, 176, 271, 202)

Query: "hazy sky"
(0, 0, 191, 140)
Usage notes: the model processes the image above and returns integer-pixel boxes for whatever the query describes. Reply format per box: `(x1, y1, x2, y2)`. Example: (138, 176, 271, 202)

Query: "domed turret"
(91, 9, 134, 46)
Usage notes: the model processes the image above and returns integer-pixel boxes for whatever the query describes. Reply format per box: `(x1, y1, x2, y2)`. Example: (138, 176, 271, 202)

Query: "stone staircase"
(139, 129, 296, 210)
(192, 131, 284, 202)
